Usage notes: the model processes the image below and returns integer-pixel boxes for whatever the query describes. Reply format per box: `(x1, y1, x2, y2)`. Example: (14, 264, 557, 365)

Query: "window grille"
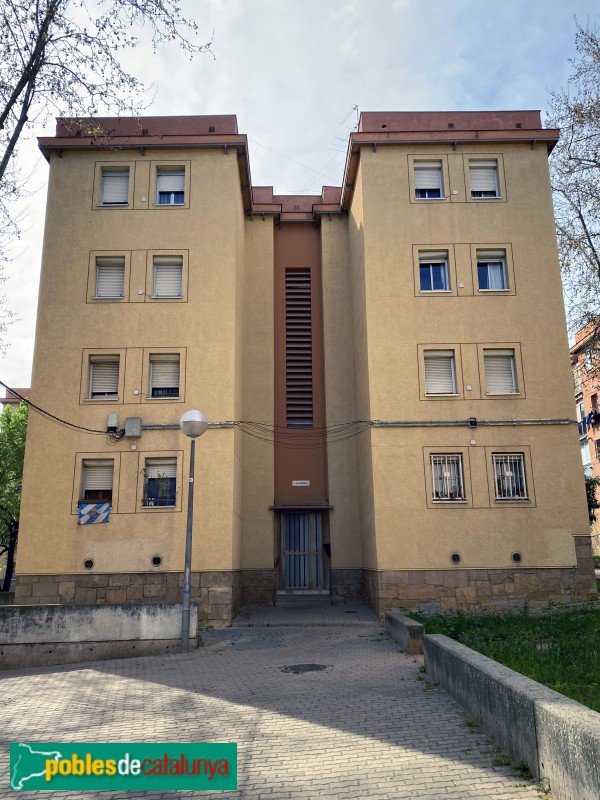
(493, 453, 528, 500)
(430, 454, 465, 501)
(285, 269, 313, 426)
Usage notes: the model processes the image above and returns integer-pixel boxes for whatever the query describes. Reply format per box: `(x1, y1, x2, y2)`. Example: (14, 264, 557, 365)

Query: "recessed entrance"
(282, 512, 323, 590)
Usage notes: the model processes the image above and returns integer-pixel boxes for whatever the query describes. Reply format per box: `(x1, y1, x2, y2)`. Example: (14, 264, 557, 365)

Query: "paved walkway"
(232, 600, 378, 626)
(0, 626, 543, 799)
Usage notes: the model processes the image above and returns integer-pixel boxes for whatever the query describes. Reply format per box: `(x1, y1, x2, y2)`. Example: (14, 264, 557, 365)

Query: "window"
(424, 351, 456, 394)
(430, 454, 465, 501)
(156, 167, 185, 205)
(477, 251, 507, 290)
(143, 458, 177, 507)
(578, 401, 587, 438)
(595, 440, 600, 461)
(484, 349, 517, 394)
(101, 168, 129, 205)
(469, 161, 499, 198)
(149, 354, 180, 398)
(81, 460, 114, 503)
(95, 257, 125, 299)
(419, 252, 450, 292)
(493, 453, 528, 500)
(414, 162, 443, 199)
(153, 256, 183, 298)
(89, 356, 119, 399)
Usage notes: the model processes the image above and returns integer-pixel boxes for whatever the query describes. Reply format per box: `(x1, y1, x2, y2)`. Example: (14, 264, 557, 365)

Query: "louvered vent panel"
(285, 269, 313, 426)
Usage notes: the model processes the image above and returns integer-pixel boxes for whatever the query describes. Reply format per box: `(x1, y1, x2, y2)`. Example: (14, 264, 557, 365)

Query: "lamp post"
(179, 410, 209, 652)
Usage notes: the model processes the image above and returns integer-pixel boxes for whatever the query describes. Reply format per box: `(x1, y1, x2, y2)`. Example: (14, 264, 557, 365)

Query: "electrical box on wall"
(106, 413, 119, 432)
(125, 417, 142, 438)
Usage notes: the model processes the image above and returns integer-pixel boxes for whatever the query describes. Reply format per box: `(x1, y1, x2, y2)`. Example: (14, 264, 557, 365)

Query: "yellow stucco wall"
(350, 142, 588, 569)
(19, 147, 247, 575)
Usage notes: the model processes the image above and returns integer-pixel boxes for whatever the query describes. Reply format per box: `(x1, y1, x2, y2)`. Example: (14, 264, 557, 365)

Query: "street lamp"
(179, 409, 209, 652)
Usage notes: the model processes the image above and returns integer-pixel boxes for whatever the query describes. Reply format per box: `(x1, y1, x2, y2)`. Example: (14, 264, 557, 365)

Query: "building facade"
(15, 111, 596, 621)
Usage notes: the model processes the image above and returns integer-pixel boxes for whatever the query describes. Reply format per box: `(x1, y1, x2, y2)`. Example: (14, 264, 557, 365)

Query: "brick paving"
(0, 626, 544, 799)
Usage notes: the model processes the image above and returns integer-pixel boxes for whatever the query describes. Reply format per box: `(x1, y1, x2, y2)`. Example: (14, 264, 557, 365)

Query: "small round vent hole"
(450, 552, 461, 564)
(151, 555, 163, 567)
(512, 552, 523, 563)
(83, 558, 94, 570)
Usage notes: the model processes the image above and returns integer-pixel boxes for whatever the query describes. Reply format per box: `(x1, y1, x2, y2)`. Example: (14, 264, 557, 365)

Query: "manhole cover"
(282, 663, 329, 674)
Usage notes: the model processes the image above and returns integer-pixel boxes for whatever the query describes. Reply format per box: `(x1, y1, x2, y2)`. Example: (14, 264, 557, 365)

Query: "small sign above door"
(292, 480, 310, 487)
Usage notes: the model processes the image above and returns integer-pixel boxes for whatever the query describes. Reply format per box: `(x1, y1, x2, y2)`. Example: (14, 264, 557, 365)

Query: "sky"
(1, 0, 598, 388)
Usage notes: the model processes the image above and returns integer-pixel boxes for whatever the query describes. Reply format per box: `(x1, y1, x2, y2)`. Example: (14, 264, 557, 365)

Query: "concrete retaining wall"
(0, 603, 197, 669)
(384, 610, 424, 653)
(424, 633, 600, 800)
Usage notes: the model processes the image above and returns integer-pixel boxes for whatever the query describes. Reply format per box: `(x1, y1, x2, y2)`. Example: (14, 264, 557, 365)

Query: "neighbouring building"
(14, 111, 597, 621)
(571, 326, 600, 553)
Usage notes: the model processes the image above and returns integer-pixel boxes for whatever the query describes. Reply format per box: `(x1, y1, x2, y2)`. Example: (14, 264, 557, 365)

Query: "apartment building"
(14, 111, 596, 621)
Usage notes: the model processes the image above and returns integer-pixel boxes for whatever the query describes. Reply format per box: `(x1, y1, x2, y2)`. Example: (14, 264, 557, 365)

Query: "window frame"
(413, 160, 444, 200)
(423, 350, 457, 396)
(492, 453, 529, 501)
(483, 348, 518, 395)
(476, 251, 508, 292)
(136, 450, 183, 513)
(94, 163, 133, 208)
(142, 457, 178, 507)
(430, 453, 466, 502)
(81, 459, 114, 504)
(150, 161, 191, 210)
(477, 342, 524, 399)
(94, 256, 126, 300)
(469, 160, 499, 199)
(465, 155, 506, 203)
(148, 353, 181, 400)
(418, 251, 451, 293)
(88, 355, 120, 401)
(88, 251, 131, 303)
(72, 452, 121, 514)
(152, 255, 184, 299)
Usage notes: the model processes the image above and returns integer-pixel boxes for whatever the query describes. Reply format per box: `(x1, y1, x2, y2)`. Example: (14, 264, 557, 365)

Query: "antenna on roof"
(339, 104, 359, 130)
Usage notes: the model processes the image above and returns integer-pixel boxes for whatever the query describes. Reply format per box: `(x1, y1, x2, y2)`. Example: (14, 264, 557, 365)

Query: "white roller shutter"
(414, 162, 442, 191)
(83, 460, 114, 490)
(424, 352, 456, 394)
(469, 161, 498, 195)
(157, 170, 184, 193)
(145, 458, 177, 479)
(90, 359, 119, 397)
(96, 257, 125, 298)
(101, 170, 129, 204)
(484, 350, 516, 393)
(150, 355, 180, 396)
(153, 257, 183, 297)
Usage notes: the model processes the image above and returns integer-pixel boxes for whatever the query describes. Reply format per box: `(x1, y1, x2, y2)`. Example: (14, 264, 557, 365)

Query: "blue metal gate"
(283, 512, 323, 589)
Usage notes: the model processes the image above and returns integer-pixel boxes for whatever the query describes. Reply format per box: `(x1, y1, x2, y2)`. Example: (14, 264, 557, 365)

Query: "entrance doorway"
(282, 512, 323, 589)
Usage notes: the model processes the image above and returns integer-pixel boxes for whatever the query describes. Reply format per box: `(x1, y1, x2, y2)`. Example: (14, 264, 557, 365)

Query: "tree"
(0, 0, 212, 347)
(0, 401, 27, 591)
(547, 21, 600, 349)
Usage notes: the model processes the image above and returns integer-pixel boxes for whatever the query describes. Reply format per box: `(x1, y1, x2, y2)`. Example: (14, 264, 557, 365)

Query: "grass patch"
(412, 607, 600, 712)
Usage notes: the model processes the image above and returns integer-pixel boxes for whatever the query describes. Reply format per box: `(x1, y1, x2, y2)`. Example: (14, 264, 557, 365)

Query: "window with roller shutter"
(149, 354, 180, 398)
(484, 349, 517, 394)
(424, 351, 456, 394)
(95, 257, 125, 298)
(414, 161, 443, 199)
(89, 356, 119, 399)
(82, 460, 114, 503)
(469, 160, 499, 198)
(143, 458, 177, 506)
(153, 256, 183, 298)
(156, 168, 185, 205)
(100, 168, 129, 205)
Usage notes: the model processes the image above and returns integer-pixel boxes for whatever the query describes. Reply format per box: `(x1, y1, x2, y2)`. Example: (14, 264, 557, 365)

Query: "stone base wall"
(364, 539, 598, 619)
(241, 569, 276, 605)
(331, 569, 364, 601)
(14, 571, 242, 626)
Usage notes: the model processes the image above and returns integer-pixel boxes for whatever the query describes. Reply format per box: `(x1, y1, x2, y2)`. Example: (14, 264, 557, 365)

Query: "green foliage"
(585, 474, 600, 523)
(0, 401, 28, 550)
(0, 401, 27, 590)
(412, 607, 600, 712)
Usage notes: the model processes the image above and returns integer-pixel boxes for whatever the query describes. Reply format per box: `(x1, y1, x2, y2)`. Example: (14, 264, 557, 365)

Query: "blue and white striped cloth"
(78, 503, 111, 525)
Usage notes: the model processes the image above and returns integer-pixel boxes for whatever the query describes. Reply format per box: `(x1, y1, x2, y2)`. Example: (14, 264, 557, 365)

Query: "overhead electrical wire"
(0, 379, 373, 449)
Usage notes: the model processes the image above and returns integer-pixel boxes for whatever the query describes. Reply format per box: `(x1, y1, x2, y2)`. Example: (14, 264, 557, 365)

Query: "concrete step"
(276, 590, 332, 606)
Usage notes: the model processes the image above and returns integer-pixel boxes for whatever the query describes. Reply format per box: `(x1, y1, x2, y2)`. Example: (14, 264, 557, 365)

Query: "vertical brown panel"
(274, 224, 328, 505)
